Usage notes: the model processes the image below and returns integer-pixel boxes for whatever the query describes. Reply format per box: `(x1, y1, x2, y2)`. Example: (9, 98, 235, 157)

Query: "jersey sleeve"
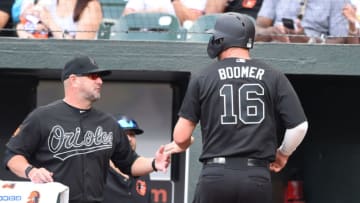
(110, 127, 139, 175)
(178, 75, 201, 123)
(5, 109, 42, 159)
(275, 73, 307, 129)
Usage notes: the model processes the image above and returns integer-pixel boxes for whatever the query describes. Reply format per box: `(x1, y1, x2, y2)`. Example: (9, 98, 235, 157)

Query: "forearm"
(255, 26, 274, 42)
(131, 157, 154, 176)
(172, 1, 202, 24)
(173, 117, 196, 150)
(205, 0, 226, 14)
(279, 121, 308, 156)
(0, 11, 10, 28)
(7, 155, 31, 179)
(174, 136, 192, 150)
(346, 21, 359, 44)
(325, 37, 346, 44)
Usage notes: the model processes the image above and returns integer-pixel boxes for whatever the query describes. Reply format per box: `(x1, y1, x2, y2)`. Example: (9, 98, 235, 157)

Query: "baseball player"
(165, 12, 308, 203)
(103, 115, 152, 203)
(3, 55, 170, 203)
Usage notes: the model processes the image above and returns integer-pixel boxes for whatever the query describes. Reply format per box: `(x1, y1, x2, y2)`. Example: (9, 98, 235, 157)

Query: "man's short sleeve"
(5, 110, 42, 159)
(178, 76, 201, 123)
(257, 0, 276, 19)
(275, 72, 307, 129)
(110, 127, 139, 175)
(328, 0, 349, 37)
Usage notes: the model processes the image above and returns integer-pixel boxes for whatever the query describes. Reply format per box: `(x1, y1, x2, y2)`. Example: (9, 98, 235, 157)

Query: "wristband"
(25, 165, 34, 178)
(151, 159, 157, 172)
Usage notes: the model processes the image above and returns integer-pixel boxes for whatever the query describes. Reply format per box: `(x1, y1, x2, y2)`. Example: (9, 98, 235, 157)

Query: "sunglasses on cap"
(75, 73, 102, 80)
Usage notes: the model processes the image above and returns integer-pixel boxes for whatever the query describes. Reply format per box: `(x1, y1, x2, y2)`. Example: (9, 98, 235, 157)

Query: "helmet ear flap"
(207, 35, 224, 59)
(206, 13, 255, 59)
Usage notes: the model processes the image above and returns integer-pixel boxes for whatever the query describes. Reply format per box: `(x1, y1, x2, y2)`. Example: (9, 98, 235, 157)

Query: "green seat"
(100, 0, 128, 20)
(110, 12, 186, 41)
(186, 13, 256, 42)
(186, 14, 220, 42)
(97, 19, 117, 39)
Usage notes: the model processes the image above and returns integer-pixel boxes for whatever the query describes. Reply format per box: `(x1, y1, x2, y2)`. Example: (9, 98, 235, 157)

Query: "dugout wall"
(0, 38, 360, 203)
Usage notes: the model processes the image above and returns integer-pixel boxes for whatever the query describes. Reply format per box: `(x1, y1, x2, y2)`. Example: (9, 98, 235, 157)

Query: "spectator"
(343, 2, 360, 43)
(255, 0, 350, 44)
(16, 0, 102, 39)
(0, 0, 16, 37)
(122, 0, 207, 26)
(103, 115, 152, 203)
(172, 0, 207, 26)
(205, 0, 263, 20)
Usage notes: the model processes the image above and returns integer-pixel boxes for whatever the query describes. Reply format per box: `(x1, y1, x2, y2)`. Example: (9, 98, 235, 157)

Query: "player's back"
(193, 57, 287, 161)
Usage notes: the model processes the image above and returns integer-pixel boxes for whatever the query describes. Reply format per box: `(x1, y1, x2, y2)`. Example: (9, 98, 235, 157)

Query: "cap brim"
(124, 128, 144, 135)
(88, 69, 112, 77)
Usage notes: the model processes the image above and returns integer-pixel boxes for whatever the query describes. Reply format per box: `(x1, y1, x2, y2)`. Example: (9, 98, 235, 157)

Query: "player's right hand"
(164, 136, 194, 154)
(269, 149, 289, 173)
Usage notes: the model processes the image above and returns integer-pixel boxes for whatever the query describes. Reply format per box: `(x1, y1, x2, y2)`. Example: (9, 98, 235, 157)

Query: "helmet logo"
(247, 38, 253, 48)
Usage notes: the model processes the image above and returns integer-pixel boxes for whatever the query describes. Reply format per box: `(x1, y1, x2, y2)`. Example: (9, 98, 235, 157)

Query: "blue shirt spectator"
(256, 0, 350, 43)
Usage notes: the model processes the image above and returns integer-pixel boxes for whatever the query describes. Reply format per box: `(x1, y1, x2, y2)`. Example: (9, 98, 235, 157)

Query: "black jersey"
(5, 100, 139, 203)
(103, 167, 151, 203)
(179, 58, 306, 162)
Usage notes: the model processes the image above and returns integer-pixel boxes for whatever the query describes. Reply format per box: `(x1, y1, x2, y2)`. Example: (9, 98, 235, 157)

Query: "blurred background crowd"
(0, 0, 359, 44)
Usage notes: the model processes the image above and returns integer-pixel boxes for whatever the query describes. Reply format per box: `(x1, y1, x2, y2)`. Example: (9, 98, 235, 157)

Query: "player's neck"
(219, 48, 250, 60)
(63, 97, 92, 110)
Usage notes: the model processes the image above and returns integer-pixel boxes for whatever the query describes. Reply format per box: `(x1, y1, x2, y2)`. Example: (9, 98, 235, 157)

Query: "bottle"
(20, 6, 49, 39)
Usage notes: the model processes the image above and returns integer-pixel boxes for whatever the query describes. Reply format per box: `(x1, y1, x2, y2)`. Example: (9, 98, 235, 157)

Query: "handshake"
(164, 136, 194, 154)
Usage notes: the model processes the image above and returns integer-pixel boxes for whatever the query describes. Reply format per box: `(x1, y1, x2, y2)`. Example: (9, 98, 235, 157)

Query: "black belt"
(203, 157, 269, 168)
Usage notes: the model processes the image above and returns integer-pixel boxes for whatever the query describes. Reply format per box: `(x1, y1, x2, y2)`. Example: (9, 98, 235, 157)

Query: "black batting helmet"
(207, 12, 255, 59)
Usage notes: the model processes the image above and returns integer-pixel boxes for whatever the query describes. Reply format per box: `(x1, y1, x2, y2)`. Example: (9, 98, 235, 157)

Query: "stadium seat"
(100, 0, 128, 20)
(97, 19, 117, 39)
(186, 14, 220, 42)
(110, 13, 186, 41)
(186, 13, 255, 43)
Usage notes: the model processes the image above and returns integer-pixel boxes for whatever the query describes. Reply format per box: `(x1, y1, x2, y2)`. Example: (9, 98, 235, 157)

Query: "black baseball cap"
(61, 55, 111, 81)
(116, 115, 144, 135)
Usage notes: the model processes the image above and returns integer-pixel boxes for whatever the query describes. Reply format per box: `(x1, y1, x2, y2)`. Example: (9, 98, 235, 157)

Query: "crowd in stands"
(0, 0, 360, 44)
(13, 0, 102, 39)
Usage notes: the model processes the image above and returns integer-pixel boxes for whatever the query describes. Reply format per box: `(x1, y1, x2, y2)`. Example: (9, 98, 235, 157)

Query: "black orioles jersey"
(179, 58, 307, 162)
(5, 100, 139, 203)
(103, 167, 151, 203)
